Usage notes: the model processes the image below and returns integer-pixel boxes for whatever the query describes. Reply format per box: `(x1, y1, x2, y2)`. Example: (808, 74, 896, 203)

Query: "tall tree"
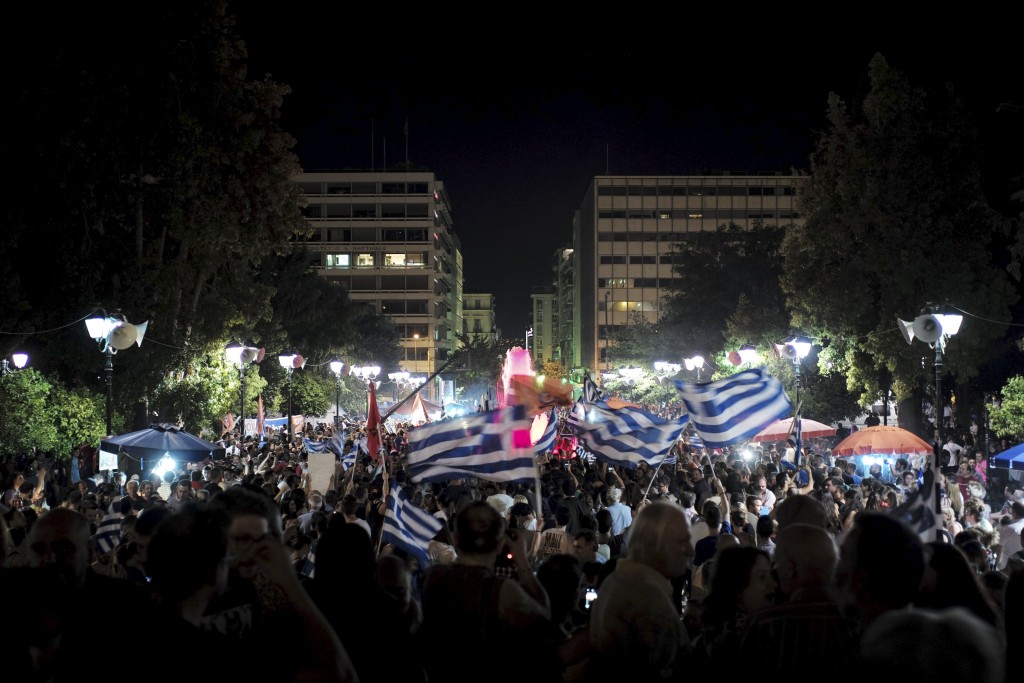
(780, 54, 1018, 414)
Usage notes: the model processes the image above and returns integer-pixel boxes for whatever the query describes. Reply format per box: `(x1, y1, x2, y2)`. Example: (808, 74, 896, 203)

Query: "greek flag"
(381, 483, 444, 568)
(891, 465, 943, 542)
(568, 401, 689, 468)
(534, 409, 558, 455)
(405, 406, 537, 483)
(583, 372, 603, 405)
(92, 513, 122, 554)
(674, 368, 791, 448)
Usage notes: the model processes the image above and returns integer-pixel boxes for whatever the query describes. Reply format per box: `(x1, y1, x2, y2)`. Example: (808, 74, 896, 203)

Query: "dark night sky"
(232, 7, 1022, 333)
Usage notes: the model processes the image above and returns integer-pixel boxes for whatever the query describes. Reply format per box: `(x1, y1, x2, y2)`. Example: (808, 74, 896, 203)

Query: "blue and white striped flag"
(583, 372, 603, 405)
(674, 368, 791, 448)
(533, 409, 558, 455)
(568, 401, 689, 468)
(341, 447, 358, 471)
(92, 513, 123, 554)
(406, 406, 537, 483)
(381, 483, 444, 568)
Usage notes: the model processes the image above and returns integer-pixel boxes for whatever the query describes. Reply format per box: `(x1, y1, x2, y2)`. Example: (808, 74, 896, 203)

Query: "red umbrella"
(832, 425, 933, 456)
(752, 417, 836, 443)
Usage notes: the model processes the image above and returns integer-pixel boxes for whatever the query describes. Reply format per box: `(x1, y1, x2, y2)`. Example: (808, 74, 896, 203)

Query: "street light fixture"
(738, 344, 759, 365)
(653, 361, 681, 382)
(329, 358, 345, 429)
(618, 366, 643, 401)
(1, 352, 28, 375)
(352, 365, 381, 418)
(776, 336, 812, 409)
(684, 355, 706, 382)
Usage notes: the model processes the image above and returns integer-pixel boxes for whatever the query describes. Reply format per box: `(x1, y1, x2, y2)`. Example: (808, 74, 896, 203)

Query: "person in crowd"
(602, 487, 632, 536)
(689, 545, 774, 675)
(739, 523, 859, 680)
(588, 502, 693, 682)
(915, 541, 1002, 628)
(420, 500, 550, 683)
(859, 607, 1005, 683)
(204, 485, 358, 682)
(834, 511, 925, 635)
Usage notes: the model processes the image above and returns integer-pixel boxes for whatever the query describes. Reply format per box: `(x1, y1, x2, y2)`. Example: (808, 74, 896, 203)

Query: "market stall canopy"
(992, 442, 1024, 471)
(752, 417, 836, 443)
(100, 423, 226, 473)
(832, 425, 933, 456)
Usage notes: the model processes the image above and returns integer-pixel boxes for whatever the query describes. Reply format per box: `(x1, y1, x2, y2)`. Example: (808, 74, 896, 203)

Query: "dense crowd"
(2, 420, 1022, 683)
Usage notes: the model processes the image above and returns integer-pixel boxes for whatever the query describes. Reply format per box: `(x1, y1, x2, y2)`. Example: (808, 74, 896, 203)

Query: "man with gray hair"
(603, 486, 632, 536)
(589, 502, 693, 681)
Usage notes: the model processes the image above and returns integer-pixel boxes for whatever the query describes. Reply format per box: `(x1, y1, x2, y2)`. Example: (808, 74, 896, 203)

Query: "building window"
(325, 254, 350, 269)
(355, 253, 375, 267)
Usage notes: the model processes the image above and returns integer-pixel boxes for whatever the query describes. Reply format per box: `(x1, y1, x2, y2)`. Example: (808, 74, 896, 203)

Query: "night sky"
(232, 7, 1022, 333)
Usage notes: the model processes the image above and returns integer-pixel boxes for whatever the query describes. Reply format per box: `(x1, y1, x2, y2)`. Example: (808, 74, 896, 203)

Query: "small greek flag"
(534, 409, 558, 455)
(92, 513, 123, 554)
(381, 483, 444, 568)
(674, 368, 791, 448)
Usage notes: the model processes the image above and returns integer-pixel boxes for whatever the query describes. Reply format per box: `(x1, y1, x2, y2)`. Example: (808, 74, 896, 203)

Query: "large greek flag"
(674, 368, 790, 448)
(405, 406, 537, 483)
(381, 483, 444, 567)
(568, 401, 689, 468)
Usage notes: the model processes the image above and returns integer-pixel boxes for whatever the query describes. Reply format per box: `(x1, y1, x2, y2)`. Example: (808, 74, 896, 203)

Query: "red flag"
(366, 381, 381, 460)
(221, 413, 235, 437)
(256, 395, 265, 439)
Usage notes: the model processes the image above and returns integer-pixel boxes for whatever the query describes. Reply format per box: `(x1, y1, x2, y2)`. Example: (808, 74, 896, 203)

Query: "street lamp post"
(225, 341, 256, 438)
(1, 352, 28, 375)
(618, 366, 643, 401)
(352, 365, 381, 418)
(897, 305, 962, 447)
(85, 311, 119, 436)
(329, 358, 345, 429)
(788, 336, 813, 408)
(278, 351, 302, 443)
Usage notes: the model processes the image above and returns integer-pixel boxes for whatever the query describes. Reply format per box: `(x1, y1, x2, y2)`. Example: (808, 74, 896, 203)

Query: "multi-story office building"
(462, 293, 498, 343)
(551, 246, 577, 373)
(529, 287, 554, 365)
(294, 171, 462, 403)
(573, 173, 803, 373)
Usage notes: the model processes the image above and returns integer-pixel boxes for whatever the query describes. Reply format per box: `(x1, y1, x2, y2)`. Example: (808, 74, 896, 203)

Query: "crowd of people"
(1, 419, 1022, 683)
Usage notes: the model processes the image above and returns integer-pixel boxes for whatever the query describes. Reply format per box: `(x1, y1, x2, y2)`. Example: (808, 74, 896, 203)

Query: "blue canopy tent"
(993, 442, 1024, 471)
(100, 423, 226, 478)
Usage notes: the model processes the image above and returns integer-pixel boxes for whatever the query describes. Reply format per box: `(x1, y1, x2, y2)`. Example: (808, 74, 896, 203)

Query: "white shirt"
(997, 517, 1024, 569)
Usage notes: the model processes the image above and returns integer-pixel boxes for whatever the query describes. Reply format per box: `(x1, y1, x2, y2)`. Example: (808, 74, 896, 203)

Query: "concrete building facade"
(572, 173, 802, 373)
(294, 171, 462, 402)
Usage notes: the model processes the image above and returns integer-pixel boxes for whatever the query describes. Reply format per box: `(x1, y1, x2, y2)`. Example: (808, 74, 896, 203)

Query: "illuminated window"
(325, 254, 350, 269)
(384, 253, 408, 267)
(355, 253, 375, 267)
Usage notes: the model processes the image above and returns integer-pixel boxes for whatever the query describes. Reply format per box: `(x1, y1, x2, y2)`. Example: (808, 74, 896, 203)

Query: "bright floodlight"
(329, 358, 345, 376)
(85, 313, 113, 341)
(224, 341, 244, 365)
(619, 367, 642, 381)
(738, 345, 759, 365)
(684, 355, 705, 371)
(152, 453, 176, 478)
(936, 311, 963, 337)
(789, 337, 812, 360)
(11, 353, 28, 369)
(278, 352, 297, 369)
